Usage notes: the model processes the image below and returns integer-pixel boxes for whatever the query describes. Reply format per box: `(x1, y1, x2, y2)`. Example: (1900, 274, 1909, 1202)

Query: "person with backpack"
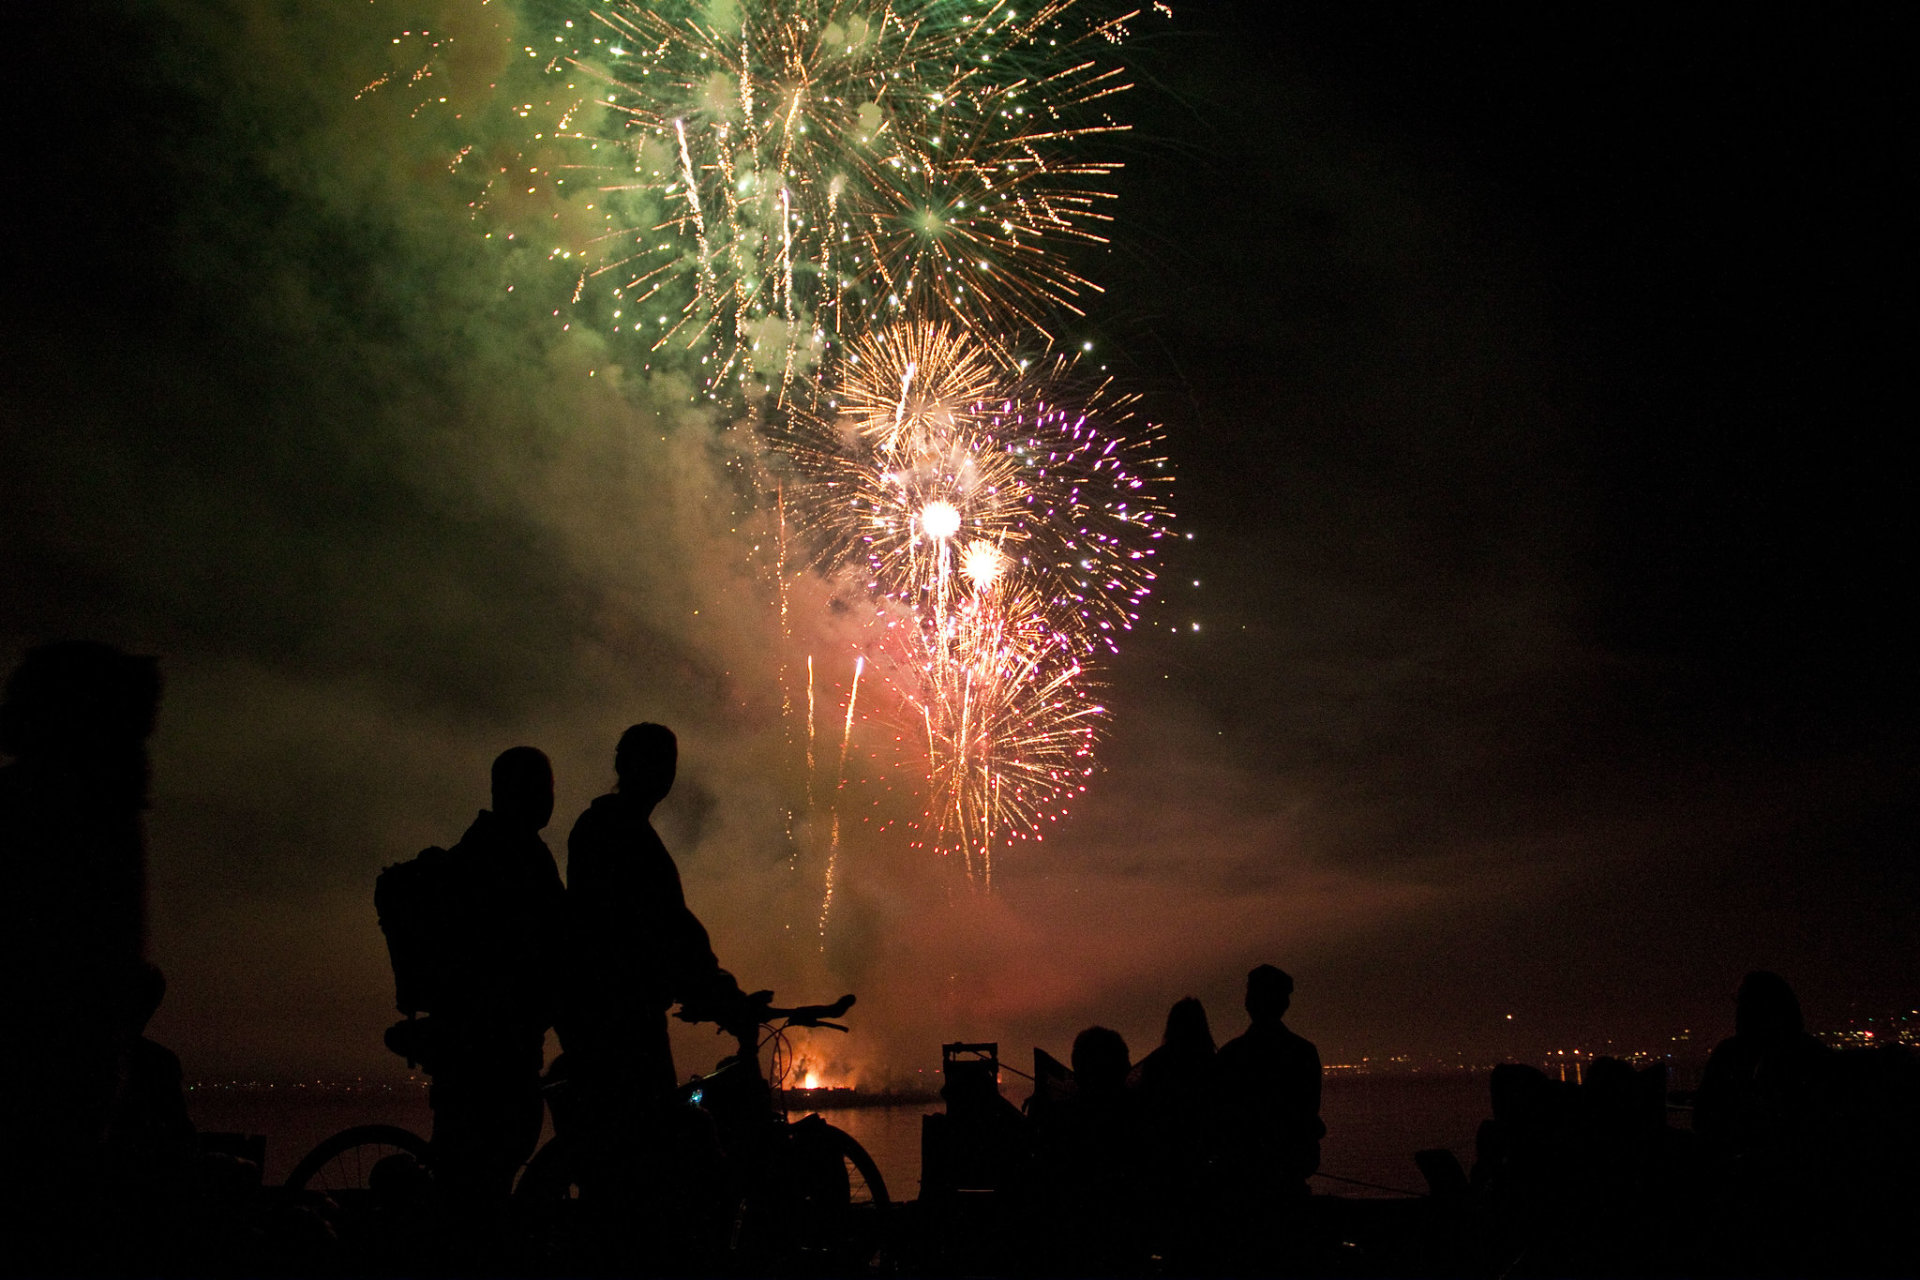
(382, 746, 565, 1213)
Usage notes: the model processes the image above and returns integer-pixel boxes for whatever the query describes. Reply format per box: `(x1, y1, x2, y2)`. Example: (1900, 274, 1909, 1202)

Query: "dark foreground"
(32, 1159, 1914, 1279)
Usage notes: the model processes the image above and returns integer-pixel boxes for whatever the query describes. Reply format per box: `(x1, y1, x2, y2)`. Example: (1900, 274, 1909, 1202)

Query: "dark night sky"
(3, 1, 1913, 1083)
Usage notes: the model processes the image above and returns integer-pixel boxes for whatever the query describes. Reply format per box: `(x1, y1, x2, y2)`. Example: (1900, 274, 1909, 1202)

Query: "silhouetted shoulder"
(568, 791, 643, 852)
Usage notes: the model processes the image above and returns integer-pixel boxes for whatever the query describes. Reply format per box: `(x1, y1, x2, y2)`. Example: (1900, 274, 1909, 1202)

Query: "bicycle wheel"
(770, 1118, 890, 1273)
(285, 1124, 430, 1195)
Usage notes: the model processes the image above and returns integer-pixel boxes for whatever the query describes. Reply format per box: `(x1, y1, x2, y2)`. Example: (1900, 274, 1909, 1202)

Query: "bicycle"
(285, 1123, 431, 1198)
(516, 992, 890, 1274)
(287, 993, 890, 1273)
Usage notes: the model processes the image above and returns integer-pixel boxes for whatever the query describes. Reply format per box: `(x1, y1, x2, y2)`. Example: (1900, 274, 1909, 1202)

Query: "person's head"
(491, 746, 554, 833)
(1163, 996, 1215, 1055)
(614, 722, 677, 809)
(1070, 1025, 1130, 1097)
(1245, 963, 1293, 1024)
(1734, 970, 1804, 1040)
(1489, 1062, 1561, 1128)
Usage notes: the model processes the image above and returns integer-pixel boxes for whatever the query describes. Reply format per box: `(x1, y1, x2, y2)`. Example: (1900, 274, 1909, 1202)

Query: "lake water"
(189, 1071, 1492, 1199)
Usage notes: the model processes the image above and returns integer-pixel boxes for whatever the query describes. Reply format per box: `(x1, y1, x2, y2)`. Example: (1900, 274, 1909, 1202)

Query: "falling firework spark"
(818, 654, 865, 938)
(805, 653, 818, 809)
(898, 582, 1102, 883)
(558, 0, 1150, 393)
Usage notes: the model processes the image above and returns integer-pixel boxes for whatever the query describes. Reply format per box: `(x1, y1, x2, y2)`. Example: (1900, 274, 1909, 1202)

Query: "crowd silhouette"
(2, 641, 1917, 1277)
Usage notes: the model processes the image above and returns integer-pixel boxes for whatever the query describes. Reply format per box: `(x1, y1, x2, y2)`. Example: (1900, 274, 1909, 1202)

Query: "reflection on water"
(794, 1103, 929, 1197)
(190, 1072, 1495, 1199)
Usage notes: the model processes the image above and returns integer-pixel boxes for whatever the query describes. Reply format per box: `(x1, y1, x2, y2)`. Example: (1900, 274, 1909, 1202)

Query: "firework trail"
(905, 582, 1102, 885)
(817, 654, 865, 938)
(805, 653, 818, 807)
(558, 0, 1147, 397)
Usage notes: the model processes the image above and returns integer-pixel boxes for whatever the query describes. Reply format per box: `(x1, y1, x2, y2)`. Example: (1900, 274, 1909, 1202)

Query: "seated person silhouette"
(420, 747, 566, 1210)
(557, 724, 746, 1237)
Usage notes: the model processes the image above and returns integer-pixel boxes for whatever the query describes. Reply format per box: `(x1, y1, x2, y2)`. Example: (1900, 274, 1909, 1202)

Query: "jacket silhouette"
(562, 723, 743, 1097)
(420, 746, 565, 1206)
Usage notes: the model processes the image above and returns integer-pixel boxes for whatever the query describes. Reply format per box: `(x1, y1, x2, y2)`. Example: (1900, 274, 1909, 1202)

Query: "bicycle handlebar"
(674, 991, 856, 1033)
(773, 993, 856, 1027)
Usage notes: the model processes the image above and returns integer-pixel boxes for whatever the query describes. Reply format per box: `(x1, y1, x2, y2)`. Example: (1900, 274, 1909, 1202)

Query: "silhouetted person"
(1695, 970, 1829, 1165)
(558, 723, 745, 1256)
(1693, 970, 1832, 1274)
(1032, 1026, 1146, 1274)
(1136, 996, 1216, 1101)
(0, 641, 163, 1269)
(1210, 964, 1324, 1269)
(1133, 997, 1215, 1267)
(422, 746, 565, 1212)
(1469, 1063, 1579, 1273)
(1214, 964, 1324, 1195)
(1521, 1055, 1695, 1275)
(104, 964, 201, 1269)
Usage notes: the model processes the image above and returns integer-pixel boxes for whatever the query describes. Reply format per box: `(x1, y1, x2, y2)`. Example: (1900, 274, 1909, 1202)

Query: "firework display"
(899, 581, 1102, 886)
(765, 318, 1167, 882)
(365, 1, 1175, 883)
(556, 1, 1171, 882)
(562, 0, 1145, 397)
(769, 320, 1168, 654)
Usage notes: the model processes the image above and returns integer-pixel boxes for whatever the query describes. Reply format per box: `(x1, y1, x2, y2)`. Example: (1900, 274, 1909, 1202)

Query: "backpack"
(374, 845, 457, 1018)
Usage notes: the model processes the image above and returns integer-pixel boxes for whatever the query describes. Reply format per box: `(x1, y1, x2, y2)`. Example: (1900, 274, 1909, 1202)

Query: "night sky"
(3, 1, 1912, 1086)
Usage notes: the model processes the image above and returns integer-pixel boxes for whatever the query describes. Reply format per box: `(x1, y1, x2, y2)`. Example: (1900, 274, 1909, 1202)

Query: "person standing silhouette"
(561, 723, 745, 1098)
(552, 721, 744, 1274)
(558, 724, 746, 1265)
(1693, 970, 1832, 1273)
(425, 746, 565, 1211)
(1211, 964, 1324, 1266)
(1135, 997, 1216, 1267)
